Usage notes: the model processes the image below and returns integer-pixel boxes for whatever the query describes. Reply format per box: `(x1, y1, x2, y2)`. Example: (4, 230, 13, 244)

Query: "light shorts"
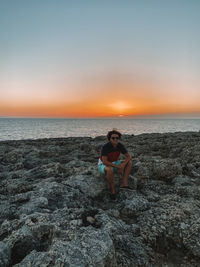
(98, 160, 122, 175)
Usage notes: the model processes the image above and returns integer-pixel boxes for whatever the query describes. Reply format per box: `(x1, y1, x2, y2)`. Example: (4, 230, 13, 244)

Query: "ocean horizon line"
(1, 115, 200, 120)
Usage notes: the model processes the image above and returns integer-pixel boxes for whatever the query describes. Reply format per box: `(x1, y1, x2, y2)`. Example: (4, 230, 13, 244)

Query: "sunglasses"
(111, 136, 119, 140)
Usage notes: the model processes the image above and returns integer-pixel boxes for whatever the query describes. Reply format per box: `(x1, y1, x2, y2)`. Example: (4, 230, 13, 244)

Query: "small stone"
(86, 216, 96, 224)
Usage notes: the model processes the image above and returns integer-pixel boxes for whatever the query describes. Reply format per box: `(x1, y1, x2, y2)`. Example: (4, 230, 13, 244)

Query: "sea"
(0, 117, 200, 141)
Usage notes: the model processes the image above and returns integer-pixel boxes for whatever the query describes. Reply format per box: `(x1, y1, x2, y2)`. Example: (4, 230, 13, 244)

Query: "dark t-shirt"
(100, 142, 128, 162)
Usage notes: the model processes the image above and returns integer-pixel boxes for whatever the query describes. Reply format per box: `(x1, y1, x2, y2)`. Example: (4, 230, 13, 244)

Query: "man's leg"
(120, 160, 132, 187)
(104, 166, 115, 194)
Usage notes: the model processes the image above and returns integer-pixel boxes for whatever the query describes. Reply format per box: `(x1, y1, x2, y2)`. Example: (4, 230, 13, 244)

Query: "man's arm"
(101, 156, 121, 168)
(121, 152, 132, 164)
(102, 152, 131, 169)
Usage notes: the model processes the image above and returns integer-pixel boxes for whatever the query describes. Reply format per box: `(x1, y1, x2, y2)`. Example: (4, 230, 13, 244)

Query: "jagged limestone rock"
(0, 132, 200, 266)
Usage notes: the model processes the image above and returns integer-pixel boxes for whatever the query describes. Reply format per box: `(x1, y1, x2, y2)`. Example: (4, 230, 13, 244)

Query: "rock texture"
(0, 131, 200, 266)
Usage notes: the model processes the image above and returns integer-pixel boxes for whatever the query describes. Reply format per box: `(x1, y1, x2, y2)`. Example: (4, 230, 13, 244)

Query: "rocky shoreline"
(0, 131, 200, 266)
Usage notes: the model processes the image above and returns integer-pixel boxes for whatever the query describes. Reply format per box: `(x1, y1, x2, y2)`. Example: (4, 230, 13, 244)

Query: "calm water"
(0, 118, 200, 141)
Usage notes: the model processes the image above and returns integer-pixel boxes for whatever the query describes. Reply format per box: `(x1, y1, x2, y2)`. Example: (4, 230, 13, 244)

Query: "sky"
(0, 0, 200, 118)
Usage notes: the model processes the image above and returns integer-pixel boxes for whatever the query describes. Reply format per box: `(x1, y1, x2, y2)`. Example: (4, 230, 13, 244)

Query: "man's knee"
(127, 160, 132, 167)
(124, 160, 132, 171)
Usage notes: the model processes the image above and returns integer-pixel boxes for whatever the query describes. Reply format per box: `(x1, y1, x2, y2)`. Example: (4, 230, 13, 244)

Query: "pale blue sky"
(0, 0, 200, 117)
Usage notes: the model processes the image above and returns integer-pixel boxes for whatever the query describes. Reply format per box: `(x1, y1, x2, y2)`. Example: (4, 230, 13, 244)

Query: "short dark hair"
(107, 129, 122, 140)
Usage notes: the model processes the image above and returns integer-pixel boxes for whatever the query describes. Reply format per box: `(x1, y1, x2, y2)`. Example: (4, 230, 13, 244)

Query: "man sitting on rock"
(98, 129, 133, 200)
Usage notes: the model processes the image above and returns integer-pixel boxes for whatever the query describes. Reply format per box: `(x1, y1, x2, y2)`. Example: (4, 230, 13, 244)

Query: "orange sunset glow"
(1, 70, 200, 118)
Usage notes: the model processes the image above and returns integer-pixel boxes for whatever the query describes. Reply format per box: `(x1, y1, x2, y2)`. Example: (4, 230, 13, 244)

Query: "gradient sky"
(1, 0, 200, 118)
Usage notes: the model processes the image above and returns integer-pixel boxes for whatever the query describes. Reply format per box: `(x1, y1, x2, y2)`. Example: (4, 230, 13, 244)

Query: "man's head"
(107, 129, 122, 145)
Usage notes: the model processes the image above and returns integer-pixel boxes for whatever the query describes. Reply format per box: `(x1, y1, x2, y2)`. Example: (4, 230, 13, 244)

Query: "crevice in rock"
(36, 231, 53, 252)
(10, 225, 55, 265)
(0, 230, 9, 241)
(33, 225, 55, 252)
(10, 236, 36, 266)
(153, 234, 193, 266)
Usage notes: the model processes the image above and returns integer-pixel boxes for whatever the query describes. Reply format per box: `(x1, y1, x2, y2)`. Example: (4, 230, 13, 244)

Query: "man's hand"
(116, 161, 126, 174)
(119, 161, 126, 168)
